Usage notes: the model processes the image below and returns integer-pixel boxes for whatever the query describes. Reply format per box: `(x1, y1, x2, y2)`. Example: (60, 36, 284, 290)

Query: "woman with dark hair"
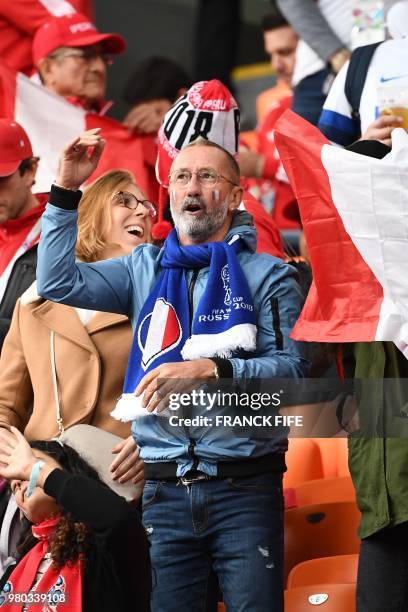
(0, 427, 150, 611)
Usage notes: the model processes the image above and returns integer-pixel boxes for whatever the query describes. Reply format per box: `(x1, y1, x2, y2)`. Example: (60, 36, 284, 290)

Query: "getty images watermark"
(166, 389, 303, 429)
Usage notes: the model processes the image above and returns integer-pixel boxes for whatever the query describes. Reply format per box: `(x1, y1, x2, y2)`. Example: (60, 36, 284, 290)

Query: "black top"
(1, 469, 150, 612)
(0, 246, 37, 351)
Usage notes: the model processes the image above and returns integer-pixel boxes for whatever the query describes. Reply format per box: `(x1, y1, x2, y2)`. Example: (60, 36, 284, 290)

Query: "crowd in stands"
(0, 1, 408, 611)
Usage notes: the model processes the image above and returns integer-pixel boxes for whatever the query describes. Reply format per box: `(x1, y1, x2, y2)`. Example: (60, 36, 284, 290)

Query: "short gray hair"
(183, 137, 240, 185)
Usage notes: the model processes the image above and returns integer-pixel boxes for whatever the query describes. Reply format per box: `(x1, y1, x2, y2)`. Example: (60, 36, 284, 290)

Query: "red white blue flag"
(275, 110, 408, 358)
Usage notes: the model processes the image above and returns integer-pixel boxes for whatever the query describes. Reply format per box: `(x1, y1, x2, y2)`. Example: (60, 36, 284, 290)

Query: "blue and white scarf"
(111, 229, 256, 421)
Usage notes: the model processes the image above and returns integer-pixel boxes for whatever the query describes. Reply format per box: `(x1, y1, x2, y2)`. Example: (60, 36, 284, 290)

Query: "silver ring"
(155, 389, 163, 399)
(72, 145, 79, 152)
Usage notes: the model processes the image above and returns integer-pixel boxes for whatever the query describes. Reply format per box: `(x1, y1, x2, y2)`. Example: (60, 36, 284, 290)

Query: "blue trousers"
(142, 472, 284, 612)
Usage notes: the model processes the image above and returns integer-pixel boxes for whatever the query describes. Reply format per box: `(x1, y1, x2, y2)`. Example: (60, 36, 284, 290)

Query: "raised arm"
(37, 129, 133, 314)
(276, 0, 349, 69)
(0, 428, 144, 545)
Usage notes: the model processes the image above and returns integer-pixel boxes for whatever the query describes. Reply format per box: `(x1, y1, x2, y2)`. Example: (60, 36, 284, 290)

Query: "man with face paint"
(37, 129, 308, 612)
(153, 78, 285, 258)
(169, 147, 234, 244)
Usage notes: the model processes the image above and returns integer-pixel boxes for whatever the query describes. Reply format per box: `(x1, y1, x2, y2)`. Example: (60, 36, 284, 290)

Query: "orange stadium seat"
(284, 501, 361, 581)
(287, 554, 359, 589)
(294, 476, 356, 507)
(312, 438, 350, 478)
(283, 438, 324, 488)
(312, 438, 339, 477)
(285, 583, 356, 611)
(335, 438, 350, 477)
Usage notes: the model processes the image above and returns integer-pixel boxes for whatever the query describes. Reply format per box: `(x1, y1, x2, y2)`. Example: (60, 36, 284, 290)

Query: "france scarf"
(111, 229, 257, 421)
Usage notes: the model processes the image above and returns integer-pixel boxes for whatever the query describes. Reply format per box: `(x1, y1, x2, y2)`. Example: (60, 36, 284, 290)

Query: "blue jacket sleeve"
(229, 265, 309, 379)
(37, 202, 133, 315)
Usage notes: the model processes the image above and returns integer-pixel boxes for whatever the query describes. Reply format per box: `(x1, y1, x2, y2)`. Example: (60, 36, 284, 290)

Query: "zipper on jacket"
(270, 297, 284, 351)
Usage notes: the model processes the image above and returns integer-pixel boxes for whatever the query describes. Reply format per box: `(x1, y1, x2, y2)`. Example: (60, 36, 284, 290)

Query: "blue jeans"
(142, 472, 284, 612)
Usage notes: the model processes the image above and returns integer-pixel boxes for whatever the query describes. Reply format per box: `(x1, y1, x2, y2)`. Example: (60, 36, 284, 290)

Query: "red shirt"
(242, 191, 284, 259)
(0, 1, 92, 76)
(257, 95, 292, 179)
(257, 94, 301, 230)
(0, 194, 47, 274)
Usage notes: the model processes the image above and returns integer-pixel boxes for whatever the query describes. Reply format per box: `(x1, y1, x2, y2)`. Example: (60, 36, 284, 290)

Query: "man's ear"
(23, 159, 39, 188)
(37, 58, 54, 86)
(228, 185, 244, 211)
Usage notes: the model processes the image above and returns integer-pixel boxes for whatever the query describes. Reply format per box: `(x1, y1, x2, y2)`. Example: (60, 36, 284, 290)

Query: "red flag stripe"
(274, 110, 383, 342)
(162, 304, 181, 350)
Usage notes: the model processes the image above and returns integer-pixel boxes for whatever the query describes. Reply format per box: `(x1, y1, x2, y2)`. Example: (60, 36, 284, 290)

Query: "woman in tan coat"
(0, 169, 156, 486)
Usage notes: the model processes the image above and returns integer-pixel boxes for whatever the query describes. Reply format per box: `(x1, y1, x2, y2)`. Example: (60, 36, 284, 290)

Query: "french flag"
(274, 110, 408, 358)
(0, 61, 151, 196)
(138, 298, 182, 371)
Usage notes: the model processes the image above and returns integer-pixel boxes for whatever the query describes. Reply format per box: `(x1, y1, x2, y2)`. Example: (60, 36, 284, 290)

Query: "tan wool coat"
(0, 283, 132, 440)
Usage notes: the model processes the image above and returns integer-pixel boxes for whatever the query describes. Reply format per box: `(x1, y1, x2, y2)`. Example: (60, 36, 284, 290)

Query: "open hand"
(0, 427, 37, 482)
(123, 100, 171, 134)
(361, 114, 404, 147)
(239, 150, 265, 178)
(110, 435, 144, 484)
(135, 359, 217, 413)
(56, 128, 106, 190)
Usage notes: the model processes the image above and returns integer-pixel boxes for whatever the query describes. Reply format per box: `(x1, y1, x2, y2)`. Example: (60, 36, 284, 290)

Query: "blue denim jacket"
(37, 200, 309, 475)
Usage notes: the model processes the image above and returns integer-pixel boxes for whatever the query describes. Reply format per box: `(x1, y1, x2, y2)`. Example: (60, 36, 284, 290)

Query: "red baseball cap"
(0, 120, 33, 177)
(32, 13, 126, 65)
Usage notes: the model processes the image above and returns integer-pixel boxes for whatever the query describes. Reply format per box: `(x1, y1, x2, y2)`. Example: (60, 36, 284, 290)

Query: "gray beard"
(170, 195, 229, 242)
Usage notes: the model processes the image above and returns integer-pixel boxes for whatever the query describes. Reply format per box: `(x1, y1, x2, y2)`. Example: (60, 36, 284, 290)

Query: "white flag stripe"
(15, 73, 85, 193)
(376, 297, 408, 357)
(142, 300, 169, 369)
(321, 128, 408, 354)
(38, 0, 76, 16)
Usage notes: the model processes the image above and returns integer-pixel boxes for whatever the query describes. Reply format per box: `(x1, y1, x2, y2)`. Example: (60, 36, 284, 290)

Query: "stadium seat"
(283, 438, 324, 488)
(312, 438, 350, 478)
(313, 438, 340, 477)
(287, 554, 359, 589)
(335, 438, 350, 477)
(284, 501, 361, 581)
(294, 476, 356, 507)
(285, 583, 356, 611)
